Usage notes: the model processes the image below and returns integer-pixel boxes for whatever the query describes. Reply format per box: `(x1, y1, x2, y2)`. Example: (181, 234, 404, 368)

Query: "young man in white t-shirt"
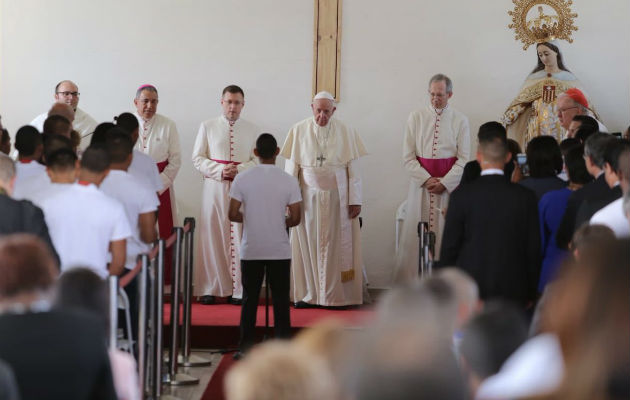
(100, 129, 159, 338)
(228, 133, 302, 356)
(12, 125, 49, 200)
(39, 146, 132, 278)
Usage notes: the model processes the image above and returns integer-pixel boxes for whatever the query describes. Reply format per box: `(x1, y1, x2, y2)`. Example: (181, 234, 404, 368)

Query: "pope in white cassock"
(30, 80, 98, 149)
(133, 84, 182, 283)
(192, 85, 258, 304)
(281, 91, 367, 307)
(395, 74, 470, 282)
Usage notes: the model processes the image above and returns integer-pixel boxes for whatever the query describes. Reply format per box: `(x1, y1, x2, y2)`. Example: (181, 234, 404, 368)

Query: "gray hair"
(624, 190, 630, 218)
(135, 85, 158, 99)
(557, 92, 588, 114)
(429, 74, 453, 93)
(584, 132, 612, 169)
(0, 153, 16, 184)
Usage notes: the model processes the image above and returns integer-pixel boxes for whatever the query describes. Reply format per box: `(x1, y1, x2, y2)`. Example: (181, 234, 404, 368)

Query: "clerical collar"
(481, 168, 504, 176)
(433, 103, 449, 115)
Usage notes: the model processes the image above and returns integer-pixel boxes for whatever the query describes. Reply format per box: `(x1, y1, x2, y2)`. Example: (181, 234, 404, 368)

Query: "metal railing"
(417, 221, 436, 278)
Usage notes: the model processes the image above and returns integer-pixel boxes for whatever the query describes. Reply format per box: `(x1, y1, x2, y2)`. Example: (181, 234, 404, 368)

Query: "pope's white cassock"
(395, 104, 470, 282)
(135, 112, 181, 282)
(31, 107, 98, 148)
(192, 116, 258, 299)
(281, 117, 367, 306)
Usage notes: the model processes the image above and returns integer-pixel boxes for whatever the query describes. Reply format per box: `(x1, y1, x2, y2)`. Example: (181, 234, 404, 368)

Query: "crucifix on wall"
(313, 0, 342, 101)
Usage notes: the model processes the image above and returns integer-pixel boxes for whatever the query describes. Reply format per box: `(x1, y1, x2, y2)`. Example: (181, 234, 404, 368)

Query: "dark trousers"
(239, 259, 291, 351)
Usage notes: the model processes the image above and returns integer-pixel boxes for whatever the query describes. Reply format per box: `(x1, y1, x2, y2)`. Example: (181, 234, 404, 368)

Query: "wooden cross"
(313, 0, 342, 101)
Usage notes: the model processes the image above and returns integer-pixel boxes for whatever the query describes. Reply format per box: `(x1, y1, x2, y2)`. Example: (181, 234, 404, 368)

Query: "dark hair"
(526, 136, 563, 177)
(477, 121, 505, 140)
(15, 125, 42, 156)
(42, 115, 71, 136)
(43, 134, 73, 163)
(53, 268, 108, 330)
(80, 146, 110, 173)
(46, 148, 78, 171)
(90, 122, 115, 147)
(114, 112, 139, 135)
(105, 129, 134, 163)
(560, 138, 580, 157)
(573, 116, 599, 143)
(255, 133, 277, 159)
(478, 122, 508, 163)
(222, 84, 244, 97)
(1, 128, 9, 144)
(531, 42, 570, 74)
(564, 145, 592, 185)
(460, 301, 528, 378)
(507, 139, 522, 159)
(603, 139, 630, 174)
(584, 133, 614, 169)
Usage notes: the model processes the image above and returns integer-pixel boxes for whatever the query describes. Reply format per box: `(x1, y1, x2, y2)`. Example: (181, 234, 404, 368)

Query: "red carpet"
(164, 303, 373, 348)
(200, 353, 236, 400)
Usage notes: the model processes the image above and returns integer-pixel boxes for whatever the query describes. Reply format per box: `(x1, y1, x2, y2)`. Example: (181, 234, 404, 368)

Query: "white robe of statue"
(395, 104, 470, 282)
(281, 117, 367, 306)
(191, 116, 258, 298)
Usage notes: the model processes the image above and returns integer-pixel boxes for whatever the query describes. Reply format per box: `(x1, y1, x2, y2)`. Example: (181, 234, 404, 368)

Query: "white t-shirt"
(229, 164, 302, 260)
(29, 182, 72, 208)
(100, 170, 160, 269)
(128, 149, 164, 194)
(590, 198, 630, 238)
(12, 161, 50, 200)
(39, 182, 132, 278)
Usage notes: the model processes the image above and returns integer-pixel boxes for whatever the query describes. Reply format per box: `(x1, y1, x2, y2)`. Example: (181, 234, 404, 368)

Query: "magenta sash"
(211, 158, 241, 181)
(417, 157, 457, 178)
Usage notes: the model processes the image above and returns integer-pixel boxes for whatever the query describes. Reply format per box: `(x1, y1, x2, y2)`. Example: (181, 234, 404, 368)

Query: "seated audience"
(519, 136, 566, 200)
(459, 301, 528, 399)
(225, 341, 335, 400)
(590, 139, 630, 237)
(0, 154, 59, 265)
(538, 144, 591, 291)
(0, 234, 117, 399)
(42, 114, 72, 138)
(556, 133, 617, 249)
(53, 268, 141, 400)
(39, 146, 131, 277)
(440, 123, 540, 307)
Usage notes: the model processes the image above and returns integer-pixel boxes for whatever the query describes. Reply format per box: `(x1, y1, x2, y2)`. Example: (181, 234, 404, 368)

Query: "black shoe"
(228, 296, 242, 305)
(294, 301, 315, 309)
(233, 351, 244, 360)
(199, 295, 216, 305)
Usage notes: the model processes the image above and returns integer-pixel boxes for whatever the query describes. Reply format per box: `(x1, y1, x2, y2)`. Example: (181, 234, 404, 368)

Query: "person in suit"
(0, 153, 59, 266)
(555, 133, 617, 249)
(0, 234, 117, 400)
(440, 123, 540, 307)
(459, 122, 519, 185)
(518, 136, 567, 201)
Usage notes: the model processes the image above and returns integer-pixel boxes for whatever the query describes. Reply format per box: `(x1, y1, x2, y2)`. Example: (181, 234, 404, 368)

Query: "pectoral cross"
(317, 154, 326, 167)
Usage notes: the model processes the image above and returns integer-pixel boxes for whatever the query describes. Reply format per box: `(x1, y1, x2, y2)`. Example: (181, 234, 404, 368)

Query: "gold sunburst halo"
(508, 0, 578, 50)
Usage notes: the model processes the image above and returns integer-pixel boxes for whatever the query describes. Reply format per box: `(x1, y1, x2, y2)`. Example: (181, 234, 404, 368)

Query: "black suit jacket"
(518, 176, 567, 201)
(440, 174, 540, 305)
(555, 174, 618, 249)
(459, 160, 514, 186)
(0, 310, 116, 400)
(0, 194, 59, 266)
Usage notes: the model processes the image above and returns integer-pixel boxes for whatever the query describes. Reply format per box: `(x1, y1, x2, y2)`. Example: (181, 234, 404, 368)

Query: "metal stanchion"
(179, 218, 211, 367)
(164, 228, 198, 386)
(153, 239, 166, 397)
(417, 222, 428, 276)
(108, 276, 119, 351)
(137, 254, 149, 398)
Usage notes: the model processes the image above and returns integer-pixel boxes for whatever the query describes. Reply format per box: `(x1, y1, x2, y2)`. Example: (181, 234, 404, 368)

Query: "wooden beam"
(312, 0, 342, 101)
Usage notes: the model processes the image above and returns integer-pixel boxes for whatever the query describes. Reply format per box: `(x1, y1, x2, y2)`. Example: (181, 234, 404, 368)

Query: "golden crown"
(508, 0, 578, 50)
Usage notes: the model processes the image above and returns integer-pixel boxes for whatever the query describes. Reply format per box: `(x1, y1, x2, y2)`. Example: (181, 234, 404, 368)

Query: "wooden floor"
(160, 349, 224, 400)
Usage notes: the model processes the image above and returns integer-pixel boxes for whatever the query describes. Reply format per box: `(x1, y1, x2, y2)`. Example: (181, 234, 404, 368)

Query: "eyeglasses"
(558, 106, 578, 114)
(56, 91, 80, 97)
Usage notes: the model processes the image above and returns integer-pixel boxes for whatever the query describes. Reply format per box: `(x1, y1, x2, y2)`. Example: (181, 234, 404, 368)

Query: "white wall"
(2, 0, 629, 288)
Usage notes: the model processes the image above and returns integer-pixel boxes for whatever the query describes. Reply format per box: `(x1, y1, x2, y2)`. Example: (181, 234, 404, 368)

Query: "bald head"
(54, 80, 80, 111)
(0, 153, 16, 190)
